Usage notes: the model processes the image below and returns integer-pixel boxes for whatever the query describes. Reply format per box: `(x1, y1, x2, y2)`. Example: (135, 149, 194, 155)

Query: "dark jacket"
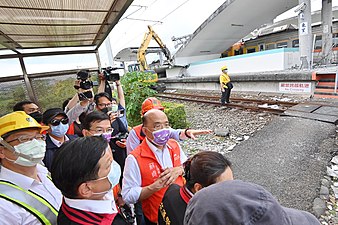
(158, 184, 193, 225)
(110, 117, 128, 185)
(43, 134, 76, 171)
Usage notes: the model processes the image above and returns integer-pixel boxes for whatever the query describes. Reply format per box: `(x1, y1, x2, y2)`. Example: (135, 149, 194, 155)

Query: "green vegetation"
(162, 102, 189, 129)
(0, 73, 100, 116)
(0, 71, 188, 130)
(0, 84, 27, 116)
(34, 78, 75, 110)
(121, 71, 188, 128)
(121, 71, 157, 127)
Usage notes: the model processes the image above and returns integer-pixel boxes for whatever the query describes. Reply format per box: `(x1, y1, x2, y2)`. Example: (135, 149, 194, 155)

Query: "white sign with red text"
(279, 82, 311, 93)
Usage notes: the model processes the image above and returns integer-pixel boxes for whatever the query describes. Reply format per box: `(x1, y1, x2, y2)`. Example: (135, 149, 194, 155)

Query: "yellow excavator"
(128, 25, 172, 83)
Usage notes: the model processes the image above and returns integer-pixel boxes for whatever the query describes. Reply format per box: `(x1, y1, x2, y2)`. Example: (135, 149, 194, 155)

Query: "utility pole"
(321, 0, 333, 65)
(296, 0, 312, 69)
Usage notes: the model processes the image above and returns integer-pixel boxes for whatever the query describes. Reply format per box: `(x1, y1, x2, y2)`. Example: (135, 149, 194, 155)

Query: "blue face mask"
(92, 160, 121, 195)
(51, 123, 69, 137)
(107, 160, 121, 187)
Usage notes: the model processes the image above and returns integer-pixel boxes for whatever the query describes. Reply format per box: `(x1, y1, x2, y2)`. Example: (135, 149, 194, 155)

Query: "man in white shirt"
(50, 136, 127, 224)
(0, 111, 62, 225)
(122, 109, 187, 225)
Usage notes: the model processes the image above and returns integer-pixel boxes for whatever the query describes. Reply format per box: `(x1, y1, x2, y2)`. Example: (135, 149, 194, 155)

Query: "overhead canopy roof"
(0, 0, 133, 53)
(175, 0, 298, 58)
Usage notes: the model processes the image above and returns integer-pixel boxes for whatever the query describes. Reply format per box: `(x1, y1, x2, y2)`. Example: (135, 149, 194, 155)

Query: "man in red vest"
(122, 109, 186, 225)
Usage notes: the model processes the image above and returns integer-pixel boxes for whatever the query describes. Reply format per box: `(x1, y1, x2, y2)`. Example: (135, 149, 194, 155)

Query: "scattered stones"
(313, 198, 326, 217)
(214, 128, 230, 137)
(160, 90, 338, 224)
(175, 99, 274, 155)
(235, 136, 244, 141)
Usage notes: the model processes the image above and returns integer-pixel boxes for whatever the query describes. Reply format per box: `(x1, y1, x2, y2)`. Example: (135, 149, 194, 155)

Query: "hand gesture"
(182, 129, 213, 140)
(98, 72, 106, 81)
(160, 167, 183, 187)
(116, 139, 126, 148)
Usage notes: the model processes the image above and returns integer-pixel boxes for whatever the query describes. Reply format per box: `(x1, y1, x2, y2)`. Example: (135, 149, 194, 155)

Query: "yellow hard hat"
(0, 111, 49, 137)
(221, 65, 228, 71)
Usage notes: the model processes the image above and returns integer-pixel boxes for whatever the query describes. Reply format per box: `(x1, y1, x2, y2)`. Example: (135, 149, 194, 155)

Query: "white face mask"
(6, 139, 46, 167)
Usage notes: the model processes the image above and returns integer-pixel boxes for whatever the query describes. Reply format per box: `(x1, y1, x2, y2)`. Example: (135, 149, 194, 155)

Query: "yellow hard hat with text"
(0, 111, 49, 137)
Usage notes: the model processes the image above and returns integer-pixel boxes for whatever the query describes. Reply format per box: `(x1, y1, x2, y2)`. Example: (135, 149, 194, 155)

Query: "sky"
(100, 0, 337, 67)
(105, 0, 226, 64)
(1, 0, 337, 76)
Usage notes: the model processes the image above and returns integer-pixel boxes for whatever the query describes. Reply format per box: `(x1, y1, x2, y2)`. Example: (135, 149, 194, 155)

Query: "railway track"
(156, 92, 299, 114)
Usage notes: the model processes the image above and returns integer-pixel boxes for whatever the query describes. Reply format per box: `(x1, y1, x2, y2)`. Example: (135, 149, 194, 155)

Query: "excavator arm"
(137, 25, 172, 71)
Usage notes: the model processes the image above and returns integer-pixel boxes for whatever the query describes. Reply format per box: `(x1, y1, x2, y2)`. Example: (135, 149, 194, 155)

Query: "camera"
(117, 109, 125, 118)
(102, 67, 120, 81)
(119, 204, 135, 225)
(78, 90, 93, 101)
(76, 70, 93, 90)
(111, 132, 129, 142)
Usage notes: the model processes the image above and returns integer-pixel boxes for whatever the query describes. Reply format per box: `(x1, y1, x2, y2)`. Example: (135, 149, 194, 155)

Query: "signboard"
(300, 22, 308, 35)
(279, 82, 311, 93)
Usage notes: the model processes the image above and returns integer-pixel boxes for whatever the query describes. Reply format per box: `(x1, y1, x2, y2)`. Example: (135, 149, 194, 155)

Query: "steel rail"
(158, 92, 298, 107)
(156, 94, 286, 115)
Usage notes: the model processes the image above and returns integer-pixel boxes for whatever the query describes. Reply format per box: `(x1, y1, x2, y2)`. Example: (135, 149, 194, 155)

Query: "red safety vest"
(130, 139, 184, 223)
(133, 124, 145, 142)
(67, 122, 75, 135)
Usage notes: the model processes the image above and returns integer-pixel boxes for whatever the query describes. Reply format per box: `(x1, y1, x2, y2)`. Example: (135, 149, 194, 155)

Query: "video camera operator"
(97, 67, 128, 130)
(65, 70, 95, 137)
(95, 68, 129, 185)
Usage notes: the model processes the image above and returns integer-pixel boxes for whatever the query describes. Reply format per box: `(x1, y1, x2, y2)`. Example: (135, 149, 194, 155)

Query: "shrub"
(161, 101, 189, 129)
(121, 71, 157, 127)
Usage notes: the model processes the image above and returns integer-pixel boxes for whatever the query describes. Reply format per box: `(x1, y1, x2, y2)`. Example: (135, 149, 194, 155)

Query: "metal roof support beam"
(96, 51, 101, 70)
(0, 49, 97, 60)
(19, 56, 38, 104)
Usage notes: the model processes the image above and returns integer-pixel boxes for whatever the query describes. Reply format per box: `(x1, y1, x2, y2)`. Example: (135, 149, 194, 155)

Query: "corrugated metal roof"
(0, 0, 133, 52)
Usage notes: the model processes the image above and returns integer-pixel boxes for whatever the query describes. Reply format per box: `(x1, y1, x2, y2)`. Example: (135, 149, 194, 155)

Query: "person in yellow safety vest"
(219, 65, 233, 106)
(0, 111, 62, 225)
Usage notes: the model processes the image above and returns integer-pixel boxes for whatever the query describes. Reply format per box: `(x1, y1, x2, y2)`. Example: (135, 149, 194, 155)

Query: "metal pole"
(321, 0, 333, 65)
(297, 0, 312, 70)
(19, 56, 38, 103)
(95, 51, 101, 70)
(105, 36, 114, 66)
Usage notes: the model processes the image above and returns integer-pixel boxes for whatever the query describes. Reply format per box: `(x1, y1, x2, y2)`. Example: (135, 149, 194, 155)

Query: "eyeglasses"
(97, 103, 112, 108)
(7, 134, 46, 144)
(90, 128, 114, 134)
(50, 118, 69, 126)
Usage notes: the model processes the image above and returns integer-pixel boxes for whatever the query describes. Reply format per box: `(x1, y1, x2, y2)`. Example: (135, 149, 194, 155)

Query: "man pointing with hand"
(122, 109, 186, 225)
